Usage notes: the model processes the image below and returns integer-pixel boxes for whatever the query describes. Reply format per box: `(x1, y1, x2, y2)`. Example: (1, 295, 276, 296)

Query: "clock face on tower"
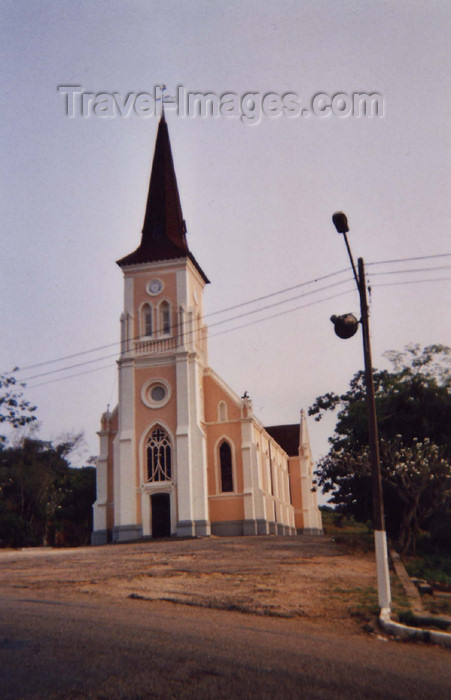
(147, 279, 163, 296)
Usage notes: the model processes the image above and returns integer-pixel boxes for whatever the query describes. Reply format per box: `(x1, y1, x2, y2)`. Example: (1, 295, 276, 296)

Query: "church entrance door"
(151, 493, 171, 538)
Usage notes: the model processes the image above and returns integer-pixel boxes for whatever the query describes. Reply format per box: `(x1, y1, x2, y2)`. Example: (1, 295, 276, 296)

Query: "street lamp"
(331, 212, 391, 613)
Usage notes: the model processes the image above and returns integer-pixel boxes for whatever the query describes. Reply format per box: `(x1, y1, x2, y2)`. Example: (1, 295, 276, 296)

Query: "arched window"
(160, 301, 171, 335)
(218, 401, 227, 422)
(143, 304, 153, 337)
(146, 425, 172, 482)
(219, 441, 233, 492)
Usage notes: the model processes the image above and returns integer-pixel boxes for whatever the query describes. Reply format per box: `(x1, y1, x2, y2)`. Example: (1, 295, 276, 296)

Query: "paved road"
(1, 592, 450, 699)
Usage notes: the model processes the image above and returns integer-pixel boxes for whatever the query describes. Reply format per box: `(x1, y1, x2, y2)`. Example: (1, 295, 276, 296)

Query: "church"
(91, 115, 322, 544)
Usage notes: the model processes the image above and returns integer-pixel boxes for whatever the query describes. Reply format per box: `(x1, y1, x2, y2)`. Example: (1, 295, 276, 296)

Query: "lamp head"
(330, 313, 359, 339)
(332, 212, 349, 234)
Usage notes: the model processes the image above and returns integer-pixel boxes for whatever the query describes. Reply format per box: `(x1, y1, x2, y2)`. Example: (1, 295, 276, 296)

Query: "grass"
(321, 510, 442, 627)
(348, 586, 379, 622)
(404, 554, 451, 591)
(321, 510, 451, 628)
(390, 572, 412, 621)
(321, 511, 374, 553)
(421, 595, 451, 617)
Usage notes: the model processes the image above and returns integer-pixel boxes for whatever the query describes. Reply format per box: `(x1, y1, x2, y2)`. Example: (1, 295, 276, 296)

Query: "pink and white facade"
(91, 116, 322, 544)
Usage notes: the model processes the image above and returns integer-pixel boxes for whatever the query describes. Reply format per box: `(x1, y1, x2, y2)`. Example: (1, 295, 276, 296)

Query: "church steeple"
(117, 115, 208, 282)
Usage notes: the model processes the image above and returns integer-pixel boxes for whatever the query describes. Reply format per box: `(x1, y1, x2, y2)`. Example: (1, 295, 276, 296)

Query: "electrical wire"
(9, 265, 351, 374)
(28, 364, 115, 389)
(10, 252, 450, 375)
(371, 276, 451, 288)
(367, 264, 451, 276)
(19, 277, 355, 382)
(26, 287, 357, 388)
(366, 253, 451, 266)
(209, 288, 356, 340)
(24, 270, 450, 389)
(7, 252, 451, 381)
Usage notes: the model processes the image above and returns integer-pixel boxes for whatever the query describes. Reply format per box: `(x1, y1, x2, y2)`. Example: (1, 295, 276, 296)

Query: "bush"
(0, 509, 38, 548)
(405, 554, 451, 590)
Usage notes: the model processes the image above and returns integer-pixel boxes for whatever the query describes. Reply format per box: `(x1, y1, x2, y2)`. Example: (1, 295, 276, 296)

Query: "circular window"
(150, 384, 166, 402)
(141, 378, 171, 408)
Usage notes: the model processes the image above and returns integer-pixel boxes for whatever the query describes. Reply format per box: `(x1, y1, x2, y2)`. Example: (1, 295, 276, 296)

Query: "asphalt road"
(1, 592, 450, 699)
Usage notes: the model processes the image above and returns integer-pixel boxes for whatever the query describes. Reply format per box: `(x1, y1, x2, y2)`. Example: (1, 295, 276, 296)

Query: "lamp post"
(331, 212, 391, 612)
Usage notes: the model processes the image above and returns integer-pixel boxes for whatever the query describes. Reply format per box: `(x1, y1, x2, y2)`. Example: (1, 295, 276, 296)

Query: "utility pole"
(331, 213, 391, 612)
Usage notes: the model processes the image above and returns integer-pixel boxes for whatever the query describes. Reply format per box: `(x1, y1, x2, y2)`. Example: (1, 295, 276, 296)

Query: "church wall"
(91, 407, 118, 544)
(134, 363, 178, 531)
(134, 365, 178, 474)
(205, 422, 244, 495)
(106, 409, 118, 532)
(133, 269, 178, 340)
(203, 371, 244, 499)
(203, 370, 297, 534)
(203, 371, 248, 530)
(288, 455, 305, 530)
(209, 496, 245, 522)
(251, 424, 296, 533)
(203, 372, 241, 423)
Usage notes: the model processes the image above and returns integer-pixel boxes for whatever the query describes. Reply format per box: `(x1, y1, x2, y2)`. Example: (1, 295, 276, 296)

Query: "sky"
(1, 1, 450, 479)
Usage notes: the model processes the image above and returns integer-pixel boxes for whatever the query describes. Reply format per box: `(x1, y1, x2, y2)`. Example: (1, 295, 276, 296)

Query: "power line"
(27, 287, 357, 388)
(205, 278, 354, 331)
(371, 276, 451, 288)
(209, 266, 350, 316)
(21, 277, 355, 383)
(368, 264, 451, 276)
(367, 253, 451, 266)
(209, 288, 356, 339)
(7, 252, 451, 378)
(10, 265, 351, 374)
(28, 364, 115, 389)
(21, 352, 120, 383)
(24, 272, 451, 389)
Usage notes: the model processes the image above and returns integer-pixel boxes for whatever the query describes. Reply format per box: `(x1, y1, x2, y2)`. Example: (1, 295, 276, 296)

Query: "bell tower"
(110, 114, 211, 541)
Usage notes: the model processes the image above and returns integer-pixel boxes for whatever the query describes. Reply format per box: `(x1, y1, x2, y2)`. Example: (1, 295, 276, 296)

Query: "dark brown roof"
(117, 115, 209, 283)
(265, 424, 299, 456)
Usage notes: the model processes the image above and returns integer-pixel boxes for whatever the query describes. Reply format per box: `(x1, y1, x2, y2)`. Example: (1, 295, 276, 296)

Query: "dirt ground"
(0, 535, 380, 631)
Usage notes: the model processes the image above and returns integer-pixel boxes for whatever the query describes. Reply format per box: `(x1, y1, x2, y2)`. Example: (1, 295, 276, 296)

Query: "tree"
(0, 372, 37, 447)
(0, 377, 96, 548)
(53, 466, 96, 546)
(0, 434, 95, 547)
(309, 345, 451, 553)
(381, 437, 451, 553)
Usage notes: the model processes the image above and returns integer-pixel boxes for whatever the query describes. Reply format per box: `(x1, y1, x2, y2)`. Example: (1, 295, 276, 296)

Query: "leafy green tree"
(321, 437, 451, 553)
(309, 345, 451, 553)
(0, 376, 96, 548)
(53, 466, 96, 546)
(382, 437, 451, 553)
(0, 435, 95, 547)
(0, 372, 37, 447)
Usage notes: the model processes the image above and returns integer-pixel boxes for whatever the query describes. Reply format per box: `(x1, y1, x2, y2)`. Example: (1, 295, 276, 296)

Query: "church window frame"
(141, 377, 171, 409)
(146, 424, 172, 483)
(140, 302, 154, 338)
(218, 401, 228, 422)
(159, 300, 171, 336)
(218, 439, 234, 493)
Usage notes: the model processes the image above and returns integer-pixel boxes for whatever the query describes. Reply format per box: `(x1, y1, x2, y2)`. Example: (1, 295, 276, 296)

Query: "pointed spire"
(117, 117, 208, 281)
(141, 113, 187, 249)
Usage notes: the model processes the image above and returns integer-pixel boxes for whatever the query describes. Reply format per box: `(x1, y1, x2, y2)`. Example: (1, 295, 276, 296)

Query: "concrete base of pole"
(375, 529, 391, 611)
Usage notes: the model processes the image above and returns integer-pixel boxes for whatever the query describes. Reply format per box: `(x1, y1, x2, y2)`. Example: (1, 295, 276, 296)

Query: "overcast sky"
(1, 1, 450, 474)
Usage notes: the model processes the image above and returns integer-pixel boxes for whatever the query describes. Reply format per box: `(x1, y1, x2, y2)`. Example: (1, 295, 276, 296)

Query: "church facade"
(91, 116, 322, 544)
